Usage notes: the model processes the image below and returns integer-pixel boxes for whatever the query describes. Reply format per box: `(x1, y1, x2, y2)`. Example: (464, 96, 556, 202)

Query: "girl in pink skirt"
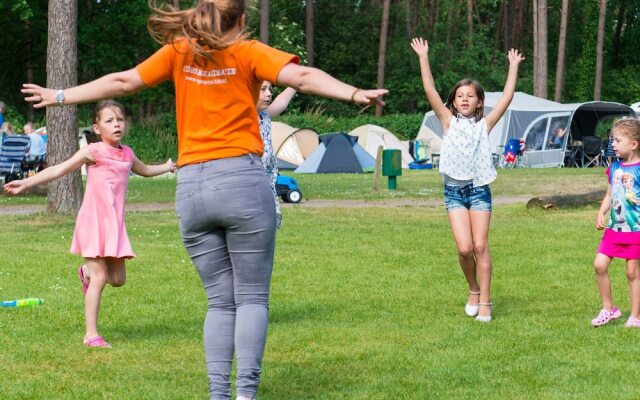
(593, 118, 640, 328)
(4, 100, 175, 346)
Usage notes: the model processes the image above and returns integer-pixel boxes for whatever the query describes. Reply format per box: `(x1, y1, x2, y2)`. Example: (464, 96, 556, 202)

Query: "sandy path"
(0, 195, 535, 215)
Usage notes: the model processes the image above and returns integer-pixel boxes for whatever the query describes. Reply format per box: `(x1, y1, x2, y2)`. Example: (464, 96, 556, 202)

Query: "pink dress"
(71, 142, 135, 259)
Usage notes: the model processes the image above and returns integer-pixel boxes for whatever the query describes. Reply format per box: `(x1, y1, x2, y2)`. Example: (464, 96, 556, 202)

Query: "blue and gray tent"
(294, 132, 375, 173)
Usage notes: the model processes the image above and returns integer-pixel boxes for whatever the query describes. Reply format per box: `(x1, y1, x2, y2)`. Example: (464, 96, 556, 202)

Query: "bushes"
(124, 113, 177, 163)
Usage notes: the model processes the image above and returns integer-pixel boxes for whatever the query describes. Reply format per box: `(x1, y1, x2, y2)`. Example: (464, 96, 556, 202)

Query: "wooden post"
(372, 145, 383, 191)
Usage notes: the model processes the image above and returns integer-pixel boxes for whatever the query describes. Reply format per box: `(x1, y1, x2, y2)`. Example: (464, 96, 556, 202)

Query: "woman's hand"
(166, 159, 177, 173)
(507, 49, 525, 66)
(22, 84, 58, 108)
(410, 38, 429, 58)
(352, 89, 389, 107)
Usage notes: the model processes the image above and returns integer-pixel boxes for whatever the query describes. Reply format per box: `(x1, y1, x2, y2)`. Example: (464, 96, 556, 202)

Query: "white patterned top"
(439, 115, 496, 187)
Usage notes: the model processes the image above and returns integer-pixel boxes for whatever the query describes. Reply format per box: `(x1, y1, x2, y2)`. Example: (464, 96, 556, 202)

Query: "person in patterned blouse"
(257, 81, 296, 228)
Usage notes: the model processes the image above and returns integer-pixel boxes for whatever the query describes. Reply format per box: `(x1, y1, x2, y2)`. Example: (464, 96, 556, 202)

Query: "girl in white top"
(411, 37, 524, 322)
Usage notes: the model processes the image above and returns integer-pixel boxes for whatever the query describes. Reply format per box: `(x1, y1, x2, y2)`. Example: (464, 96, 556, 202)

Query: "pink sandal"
(77, 265, 89, 296)
(84, 336, 111, 348)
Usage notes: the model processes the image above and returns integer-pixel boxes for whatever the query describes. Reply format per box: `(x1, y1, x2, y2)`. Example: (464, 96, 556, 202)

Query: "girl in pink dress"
(4, 100, 175, 347)
(593, 118, 640, 328)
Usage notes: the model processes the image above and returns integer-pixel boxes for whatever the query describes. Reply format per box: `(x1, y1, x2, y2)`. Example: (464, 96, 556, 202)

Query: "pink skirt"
(598, 236, 640, 260)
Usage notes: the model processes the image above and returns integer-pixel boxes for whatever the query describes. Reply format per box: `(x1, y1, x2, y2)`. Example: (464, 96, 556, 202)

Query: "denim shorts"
(443, 184, 492, 212)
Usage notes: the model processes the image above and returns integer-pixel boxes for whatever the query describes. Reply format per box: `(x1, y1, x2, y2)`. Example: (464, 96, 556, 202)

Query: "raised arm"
(485, 49, 525, 132)
(265, 87, 297, 118)
(3, 147, 93, 195)
(131, 156, 176, 178)
(276, 64, 387, 106)
(22, 68, 146, 108)
(410, 38, 451, 129)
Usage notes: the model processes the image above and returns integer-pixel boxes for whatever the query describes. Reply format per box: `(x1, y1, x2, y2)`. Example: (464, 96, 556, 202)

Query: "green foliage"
(123, 113, 178, 163)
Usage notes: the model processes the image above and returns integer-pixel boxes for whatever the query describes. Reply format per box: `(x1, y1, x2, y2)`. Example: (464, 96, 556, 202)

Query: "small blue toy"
(275, 175, 302, 203)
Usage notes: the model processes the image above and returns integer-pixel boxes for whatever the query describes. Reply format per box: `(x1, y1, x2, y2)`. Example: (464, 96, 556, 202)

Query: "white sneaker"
(465, 290, 480, 317)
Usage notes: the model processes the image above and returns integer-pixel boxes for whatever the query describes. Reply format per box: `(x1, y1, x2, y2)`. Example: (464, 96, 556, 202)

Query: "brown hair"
(613, 118, 640, 143)
(147, 0, 248, 62)
(445, 79, 485, 120)
(92, 100, 126, 124)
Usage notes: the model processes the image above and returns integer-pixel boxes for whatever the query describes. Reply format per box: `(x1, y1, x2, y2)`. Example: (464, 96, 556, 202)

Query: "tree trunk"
(306, 0, 314, 67)
(533, 0, 538, 87)
(594, 0, 607, 101)
(172, 0, 180, 8)
(527, 190, 605, 209)
(376, 0, 390, 117)
(466, 0, 474, 47)
(611, 0, 627, 65)
(46, 0, 82, 214)
(260, 0, 269, 44)
(25, 19, 34, 122)
(534, 0, 548, 99)
(554, 0, 569, 101)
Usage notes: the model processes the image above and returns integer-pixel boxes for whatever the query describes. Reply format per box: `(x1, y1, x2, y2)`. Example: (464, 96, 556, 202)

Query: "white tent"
(271, 121, 320, 166)
(349, 124, 413, 168)
(417, 92, 637, 167)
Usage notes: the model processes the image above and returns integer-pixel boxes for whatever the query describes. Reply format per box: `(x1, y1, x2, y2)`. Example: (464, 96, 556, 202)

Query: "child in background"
(256, 81, 296, 228)
(4, 100, 175, 347)
(593, 118, 640, 328)
(411, 37, 524, 322)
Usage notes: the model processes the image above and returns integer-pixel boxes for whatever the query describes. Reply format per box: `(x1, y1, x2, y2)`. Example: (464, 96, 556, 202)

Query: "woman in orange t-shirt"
(23, 1, 387, 398)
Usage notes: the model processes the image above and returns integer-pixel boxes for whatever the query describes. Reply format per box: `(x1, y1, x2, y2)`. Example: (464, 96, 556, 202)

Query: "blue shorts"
(443, 184, 492, 212)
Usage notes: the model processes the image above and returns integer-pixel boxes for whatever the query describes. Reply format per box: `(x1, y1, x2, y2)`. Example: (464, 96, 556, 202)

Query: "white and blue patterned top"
(439, 115, 496, 187)
(259, 111, 282, 228)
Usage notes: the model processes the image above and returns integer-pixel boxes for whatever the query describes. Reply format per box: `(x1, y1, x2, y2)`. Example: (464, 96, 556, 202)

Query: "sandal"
(475, 302, 493, 322)
(84, 336, 111, 348)
(465, 290, 480, 317)
(77, 265, 89, 296)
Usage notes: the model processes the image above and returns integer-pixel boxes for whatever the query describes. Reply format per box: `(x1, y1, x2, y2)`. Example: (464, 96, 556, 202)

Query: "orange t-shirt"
(136, 40, 299, 166)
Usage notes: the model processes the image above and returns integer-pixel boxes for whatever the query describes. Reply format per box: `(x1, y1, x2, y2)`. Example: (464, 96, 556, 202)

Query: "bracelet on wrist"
(350, 88, 362, 103)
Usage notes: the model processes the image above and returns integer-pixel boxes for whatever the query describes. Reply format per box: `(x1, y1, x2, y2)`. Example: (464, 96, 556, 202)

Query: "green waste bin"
(382, 149, 402, 189)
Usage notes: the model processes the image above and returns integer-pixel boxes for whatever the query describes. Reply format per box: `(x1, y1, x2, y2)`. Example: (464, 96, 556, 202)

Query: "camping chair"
(581, 136, 603, 168)
(0, 134, 31, 183)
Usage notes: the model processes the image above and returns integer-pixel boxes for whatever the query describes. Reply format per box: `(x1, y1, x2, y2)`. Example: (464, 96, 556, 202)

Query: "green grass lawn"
(1, 195, 639, 399)
(0, 167, 605, 207)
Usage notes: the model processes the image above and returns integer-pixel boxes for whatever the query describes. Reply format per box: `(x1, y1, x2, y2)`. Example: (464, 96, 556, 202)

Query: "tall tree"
(466, 0, 474, 47)
(534, 0, 548, 98)
(594, 0, 607, 100)
(376, 0, 391, 117)
(260, 0, 269, 44)
(554, 0, 569, 101)
(46, 0, 82, 213)
(306, 0, 314, 67)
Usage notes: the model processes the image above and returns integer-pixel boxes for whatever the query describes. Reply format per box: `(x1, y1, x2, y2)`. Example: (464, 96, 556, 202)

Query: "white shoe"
(475, 302, 493, 322)
(465, 290, 480, 317)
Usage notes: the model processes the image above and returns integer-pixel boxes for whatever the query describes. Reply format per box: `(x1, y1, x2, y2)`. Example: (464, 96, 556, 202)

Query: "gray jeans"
(176, 155, 276, 400)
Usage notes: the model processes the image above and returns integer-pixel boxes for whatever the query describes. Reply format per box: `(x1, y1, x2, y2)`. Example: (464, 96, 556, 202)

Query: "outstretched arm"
(485, 49, 525, 132)
(410, 38, 452, 130)
(22, 68, 145, 108)
(131, 157, 176, 178)
(265, 87, 297, 118)
(3, 147, 93, 194)
(276, 64, 388, 106)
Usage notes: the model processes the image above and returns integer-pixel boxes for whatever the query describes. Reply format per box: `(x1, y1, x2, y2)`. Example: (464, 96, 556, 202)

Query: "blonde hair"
(613, 118, 640, 143)
(147, 0, 248, 62)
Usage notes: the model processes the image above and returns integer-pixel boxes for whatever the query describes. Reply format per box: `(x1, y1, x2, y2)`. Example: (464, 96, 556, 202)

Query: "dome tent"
(349, 124, 413, 168)
(294, 133, 375, 173)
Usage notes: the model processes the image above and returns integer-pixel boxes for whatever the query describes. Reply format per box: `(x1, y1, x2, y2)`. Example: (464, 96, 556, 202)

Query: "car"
(275, 175, 302, 203)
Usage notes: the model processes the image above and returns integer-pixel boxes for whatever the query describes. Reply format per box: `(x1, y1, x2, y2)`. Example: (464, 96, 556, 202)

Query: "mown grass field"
(2, 168, 637, 399)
